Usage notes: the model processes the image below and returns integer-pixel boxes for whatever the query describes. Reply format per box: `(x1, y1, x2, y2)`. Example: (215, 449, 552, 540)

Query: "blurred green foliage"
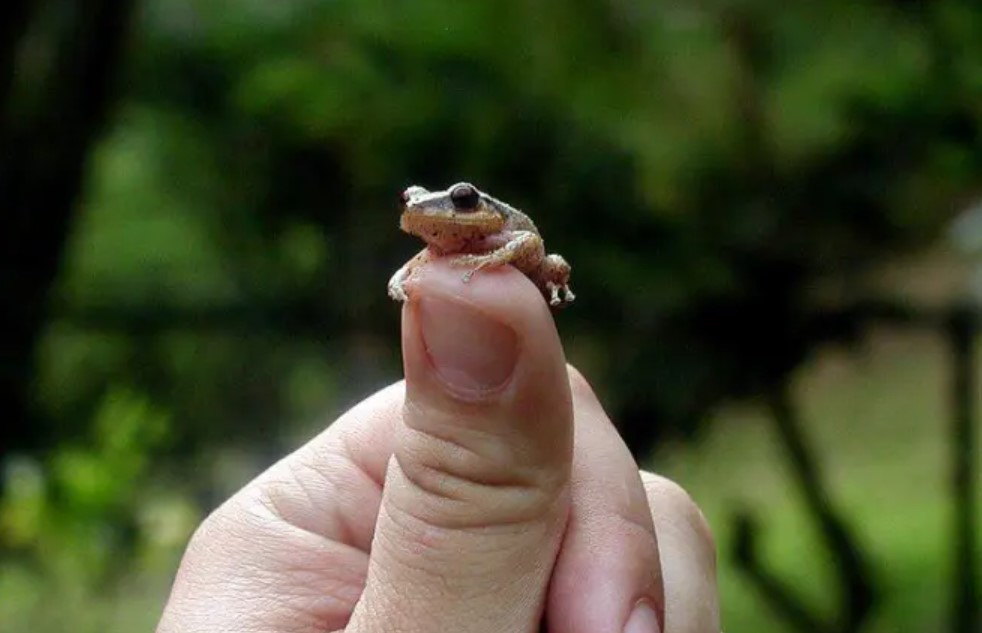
(1, 0, 980, 631)
(51, 0, 981, 445)
(1, 387, 197, 632)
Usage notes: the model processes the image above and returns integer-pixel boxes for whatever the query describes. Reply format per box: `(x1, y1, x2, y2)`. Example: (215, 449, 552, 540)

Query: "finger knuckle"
(393, 424, 565, 530)
(641, 472, 716, 557)
(565, 364, 595, 399)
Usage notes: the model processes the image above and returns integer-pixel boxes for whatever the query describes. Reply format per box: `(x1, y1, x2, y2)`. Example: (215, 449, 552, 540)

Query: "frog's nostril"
(450, 184, 480, 211)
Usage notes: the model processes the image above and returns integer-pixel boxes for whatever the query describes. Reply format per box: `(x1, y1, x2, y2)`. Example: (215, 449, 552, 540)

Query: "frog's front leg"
(447, 231, 545, 283)
(387, 248, 432, 302)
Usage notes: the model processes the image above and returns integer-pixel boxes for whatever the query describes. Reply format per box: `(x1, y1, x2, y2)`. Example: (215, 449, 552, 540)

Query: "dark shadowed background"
(1, 1, 980, 631)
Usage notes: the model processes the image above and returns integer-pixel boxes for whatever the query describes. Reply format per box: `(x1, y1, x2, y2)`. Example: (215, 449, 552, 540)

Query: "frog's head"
(399, 183, 506, 244)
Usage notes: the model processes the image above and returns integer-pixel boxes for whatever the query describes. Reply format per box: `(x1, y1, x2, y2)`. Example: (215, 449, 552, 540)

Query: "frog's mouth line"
(401, 209, 505, 235)
(403, 209, 500, 225)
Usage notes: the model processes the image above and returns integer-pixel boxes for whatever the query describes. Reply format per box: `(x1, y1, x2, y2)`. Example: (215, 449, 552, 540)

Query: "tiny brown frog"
(387, 183, 575, 307)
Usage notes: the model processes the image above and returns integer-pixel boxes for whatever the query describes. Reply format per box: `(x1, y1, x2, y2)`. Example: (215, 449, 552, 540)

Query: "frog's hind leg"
(447, 230, 545, 282)
(537, 253, 574, 307)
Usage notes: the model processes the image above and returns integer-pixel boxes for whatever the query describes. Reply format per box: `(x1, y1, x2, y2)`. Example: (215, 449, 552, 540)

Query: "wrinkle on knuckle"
(338, 424, 386, 491)
(254, 438, 378, 547)
(285, 460, 324, 512)
(398, 421, 564, 495)
(282, 458, 359, 545)
(249, 477, 297, 527)
(391, 446, 563, 531)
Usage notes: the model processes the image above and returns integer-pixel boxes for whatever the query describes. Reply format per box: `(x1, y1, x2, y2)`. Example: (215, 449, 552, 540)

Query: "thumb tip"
(401, 260, 565, 401)
(411, 294, 519, 396)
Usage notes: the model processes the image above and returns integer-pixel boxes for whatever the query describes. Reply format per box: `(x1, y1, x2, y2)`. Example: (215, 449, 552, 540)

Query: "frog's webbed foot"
(448, 231, 543, 283)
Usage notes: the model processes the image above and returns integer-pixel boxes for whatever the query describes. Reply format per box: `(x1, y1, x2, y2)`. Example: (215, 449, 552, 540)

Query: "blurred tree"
(24, 0, 977, 452)
(1, 0, 136, 459)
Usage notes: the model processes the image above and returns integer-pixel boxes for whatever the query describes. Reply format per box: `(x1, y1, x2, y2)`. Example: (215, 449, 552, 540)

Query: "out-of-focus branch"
(732, 511, 827, 633)
(733, 382, 877, 633)
(772, 384, 878, 633)
(734, 300, 980, 633)
(945, 307, 979, 633)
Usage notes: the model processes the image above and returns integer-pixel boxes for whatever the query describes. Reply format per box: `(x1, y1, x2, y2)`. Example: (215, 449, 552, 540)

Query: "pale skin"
(157, 260, 720, 630)
(388, 182, 576, 307)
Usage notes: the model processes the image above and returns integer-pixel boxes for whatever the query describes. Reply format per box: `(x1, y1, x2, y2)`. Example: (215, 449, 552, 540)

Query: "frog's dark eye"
(450, 184, 480, 211)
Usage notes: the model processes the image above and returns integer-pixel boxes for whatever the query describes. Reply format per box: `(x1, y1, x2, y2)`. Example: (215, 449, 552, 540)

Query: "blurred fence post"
(945, 305, 979, 633)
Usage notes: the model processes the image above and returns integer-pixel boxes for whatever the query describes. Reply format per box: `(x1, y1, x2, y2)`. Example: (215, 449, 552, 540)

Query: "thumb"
(347, 260, 573, 633)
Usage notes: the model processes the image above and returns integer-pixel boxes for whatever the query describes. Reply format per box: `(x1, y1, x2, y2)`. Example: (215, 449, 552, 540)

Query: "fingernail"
(624, 601, 661, 633)
(416, 296, 518, 395)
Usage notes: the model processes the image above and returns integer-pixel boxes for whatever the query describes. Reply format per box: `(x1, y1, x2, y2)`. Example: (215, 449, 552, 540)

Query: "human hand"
(156, 260, 719, 633)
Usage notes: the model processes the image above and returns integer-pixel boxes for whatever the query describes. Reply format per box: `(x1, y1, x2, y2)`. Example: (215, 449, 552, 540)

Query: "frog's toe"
(547, 282, 575, 306)
(546, 282, 560, 305)
(388, 283, 408, 302)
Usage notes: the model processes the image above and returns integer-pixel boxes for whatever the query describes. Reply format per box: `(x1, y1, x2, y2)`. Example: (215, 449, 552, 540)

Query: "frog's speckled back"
(480, 190, 538, 235)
